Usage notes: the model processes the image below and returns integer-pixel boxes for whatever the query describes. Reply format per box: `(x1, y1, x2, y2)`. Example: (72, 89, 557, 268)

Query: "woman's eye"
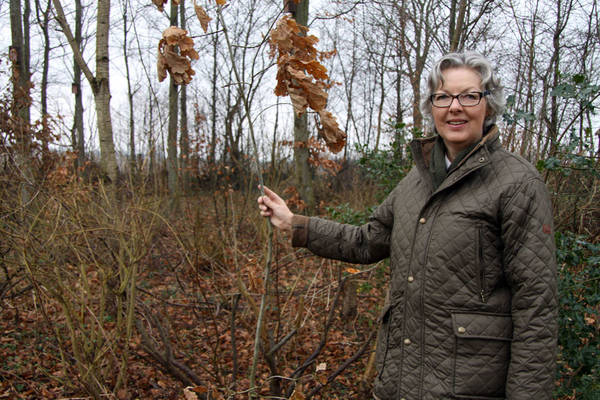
(462, 93, 478, 101)
(435, 94, 450, 101)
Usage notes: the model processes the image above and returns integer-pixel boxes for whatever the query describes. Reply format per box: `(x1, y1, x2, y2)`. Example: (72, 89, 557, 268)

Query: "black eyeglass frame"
(430, 90, 491, 108)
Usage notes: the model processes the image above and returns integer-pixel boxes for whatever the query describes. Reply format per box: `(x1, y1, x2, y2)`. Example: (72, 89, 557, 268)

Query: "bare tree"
(288, 0, 315, 210)
(53, 0, 119, 183)
(179, 0, 190, 193)
(122, 0, 137, 177)
(167, 1, 180, 205)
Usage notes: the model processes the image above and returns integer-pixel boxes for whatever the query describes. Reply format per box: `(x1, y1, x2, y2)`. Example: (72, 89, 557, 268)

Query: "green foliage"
(355, 122, 413, 201)
(326, 123, 414, 225)
(555, 231, 600, 399)
(550, 73, 600, 111)
(536, 131, 600, 178)
(502, 95, 536, 124)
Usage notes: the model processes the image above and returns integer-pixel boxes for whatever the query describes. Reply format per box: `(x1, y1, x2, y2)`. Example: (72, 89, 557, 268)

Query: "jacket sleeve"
(291, 189, 395, 265)
(501, 176, 558, 400)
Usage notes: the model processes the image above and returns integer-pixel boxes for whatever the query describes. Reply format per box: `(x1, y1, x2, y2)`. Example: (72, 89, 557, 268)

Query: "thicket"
(1, 8, 599, 396)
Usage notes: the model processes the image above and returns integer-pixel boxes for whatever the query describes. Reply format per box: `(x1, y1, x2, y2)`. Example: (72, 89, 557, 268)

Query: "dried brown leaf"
(194, 2, 211, 33)
(289, 388, 306, 400)
(157, 48, 168, 82)
(157, 26, 197, 85)
(305, 82, 328, 112)
(152, 0, 168, 12)
(215, 0, 226, 5)
(317, 110, 346, 153)
(289, 88, 308, 117)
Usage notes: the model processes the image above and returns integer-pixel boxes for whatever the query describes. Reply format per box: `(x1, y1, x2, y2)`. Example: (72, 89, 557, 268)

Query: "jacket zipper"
(478, 227, 487, 303)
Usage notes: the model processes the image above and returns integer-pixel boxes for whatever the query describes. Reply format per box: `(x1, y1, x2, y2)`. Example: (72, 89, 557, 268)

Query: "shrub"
(555, 231, 600, 399)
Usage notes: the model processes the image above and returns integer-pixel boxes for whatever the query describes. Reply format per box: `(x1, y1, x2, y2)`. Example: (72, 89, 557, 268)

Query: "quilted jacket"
(291, 126, 558, 399)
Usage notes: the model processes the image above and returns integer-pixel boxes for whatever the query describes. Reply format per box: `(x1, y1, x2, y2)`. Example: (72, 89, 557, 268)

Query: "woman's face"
(432, 67, 487, 159)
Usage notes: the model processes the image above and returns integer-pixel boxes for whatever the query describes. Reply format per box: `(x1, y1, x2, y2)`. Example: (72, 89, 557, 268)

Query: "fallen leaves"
(269, 15, 346, 153)
(157, 26, 199, 85)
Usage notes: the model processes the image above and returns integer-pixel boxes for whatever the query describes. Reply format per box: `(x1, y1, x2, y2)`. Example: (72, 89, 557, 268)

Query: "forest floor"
(0, 190, 387, 400)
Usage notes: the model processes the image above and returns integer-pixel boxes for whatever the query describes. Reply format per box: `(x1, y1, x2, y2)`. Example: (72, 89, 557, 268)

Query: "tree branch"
(51, 0, 96, 89)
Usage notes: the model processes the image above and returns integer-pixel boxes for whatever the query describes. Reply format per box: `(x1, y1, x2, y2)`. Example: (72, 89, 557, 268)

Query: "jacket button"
(458, 326, 466, 334)
(407, 276, 414, 282)
(419, 217, 426, 224)
(403, 338, 411, 345)
(479, 157, 485, 163)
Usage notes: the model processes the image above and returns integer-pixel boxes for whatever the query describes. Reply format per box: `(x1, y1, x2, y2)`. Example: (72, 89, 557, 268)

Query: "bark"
(167, 1, 180, 203)
(73, 0, 85, 166)
(449, 0, 467, 51)
(53, 0, 118, 183)
(289, 0, 314, 210)
(10, 0, 31, 125)
(10, 0, 33, 204)
(95, 0, 118, 183)
(35, 0, 52, 166)
(209, 17, 219, 166)
(35, 0, 51, 126)
(123, 0, 136, 177)
(179, 0, 190, 193)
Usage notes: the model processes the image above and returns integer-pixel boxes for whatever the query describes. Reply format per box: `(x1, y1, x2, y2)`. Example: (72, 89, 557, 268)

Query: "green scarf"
(429, 136, 479, 191)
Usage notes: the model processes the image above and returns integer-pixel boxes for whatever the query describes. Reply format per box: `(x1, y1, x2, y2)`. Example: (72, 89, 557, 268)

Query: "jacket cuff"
(291, 215, 309, 247)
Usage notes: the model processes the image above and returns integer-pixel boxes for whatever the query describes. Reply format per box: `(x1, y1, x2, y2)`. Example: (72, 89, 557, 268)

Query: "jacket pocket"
(451, 311, 512, 399)
(376, 302, 394, 380)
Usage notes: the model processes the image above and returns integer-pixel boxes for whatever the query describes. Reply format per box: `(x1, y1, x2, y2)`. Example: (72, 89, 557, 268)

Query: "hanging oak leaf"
(270, 14, 346, 153)
(152, 0, 168, 11)
(194, 1, 211, 33)
(288, 87, 308, 117)
(157, 26, 198, 85)
(317, 110, 346, 153)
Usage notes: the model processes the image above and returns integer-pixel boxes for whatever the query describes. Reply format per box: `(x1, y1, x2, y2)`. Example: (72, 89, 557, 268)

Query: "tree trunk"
(288, 0, 314, 210)
(123, 0, 136, 178)
(10, 0, 33, 204)
(449, 0, 467, 51)
(10, 0, 31, 125)
(73, 0, 85, 168)
(53, 0, 118, 183)
(167, 1, 180, 204)
(179, 0, 190, 193)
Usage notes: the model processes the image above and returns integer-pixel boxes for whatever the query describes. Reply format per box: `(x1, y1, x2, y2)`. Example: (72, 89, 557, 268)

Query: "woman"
(258, 52, 558, 400)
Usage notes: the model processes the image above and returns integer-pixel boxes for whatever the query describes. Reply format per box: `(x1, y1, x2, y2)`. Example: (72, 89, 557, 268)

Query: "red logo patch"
(543, 224, 552, 234)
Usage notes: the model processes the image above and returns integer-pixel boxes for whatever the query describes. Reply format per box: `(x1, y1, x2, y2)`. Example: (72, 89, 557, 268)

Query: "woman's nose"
(448, 96, 463, 111)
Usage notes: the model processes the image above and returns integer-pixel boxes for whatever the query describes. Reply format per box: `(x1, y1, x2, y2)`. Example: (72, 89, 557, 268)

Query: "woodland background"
(0, 0, 598, 399)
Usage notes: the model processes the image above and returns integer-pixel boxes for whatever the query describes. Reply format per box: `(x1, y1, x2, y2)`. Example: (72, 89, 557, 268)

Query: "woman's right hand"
(257, 186, 294, 232)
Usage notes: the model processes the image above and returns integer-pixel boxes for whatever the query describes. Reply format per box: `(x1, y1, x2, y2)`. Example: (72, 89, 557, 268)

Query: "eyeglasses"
(430, 90, 490, 108)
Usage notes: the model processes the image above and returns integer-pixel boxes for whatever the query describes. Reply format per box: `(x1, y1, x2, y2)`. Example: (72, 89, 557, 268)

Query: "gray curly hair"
(420, 51, 506, 132)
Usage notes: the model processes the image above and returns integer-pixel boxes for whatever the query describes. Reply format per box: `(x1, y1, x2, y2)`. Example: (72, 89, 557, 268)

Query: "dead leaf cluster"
(269, 15, 346, 153)
(157, 26, 199, 85)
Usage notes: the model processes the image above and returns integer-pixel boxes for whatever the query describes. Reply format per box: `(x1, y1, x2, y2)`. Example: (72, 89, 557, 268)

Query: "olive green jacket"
(291, 127, 558, 399)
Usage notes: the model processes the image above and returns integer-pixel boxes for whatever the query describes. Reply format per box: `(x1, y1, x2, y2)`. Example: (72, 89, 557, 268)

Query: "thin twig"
(215, 5, 274, 399)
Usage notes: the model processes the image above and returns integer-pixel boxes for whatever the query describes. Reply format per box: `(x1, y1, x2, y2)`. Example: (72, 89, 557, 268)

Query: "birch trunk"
(53, 0, 118, 183)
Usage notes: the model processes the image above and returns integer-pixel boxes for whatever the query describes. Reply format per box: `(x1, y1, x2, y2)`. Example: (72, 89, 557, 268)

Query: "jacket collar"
(410, 125, 501, 193)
